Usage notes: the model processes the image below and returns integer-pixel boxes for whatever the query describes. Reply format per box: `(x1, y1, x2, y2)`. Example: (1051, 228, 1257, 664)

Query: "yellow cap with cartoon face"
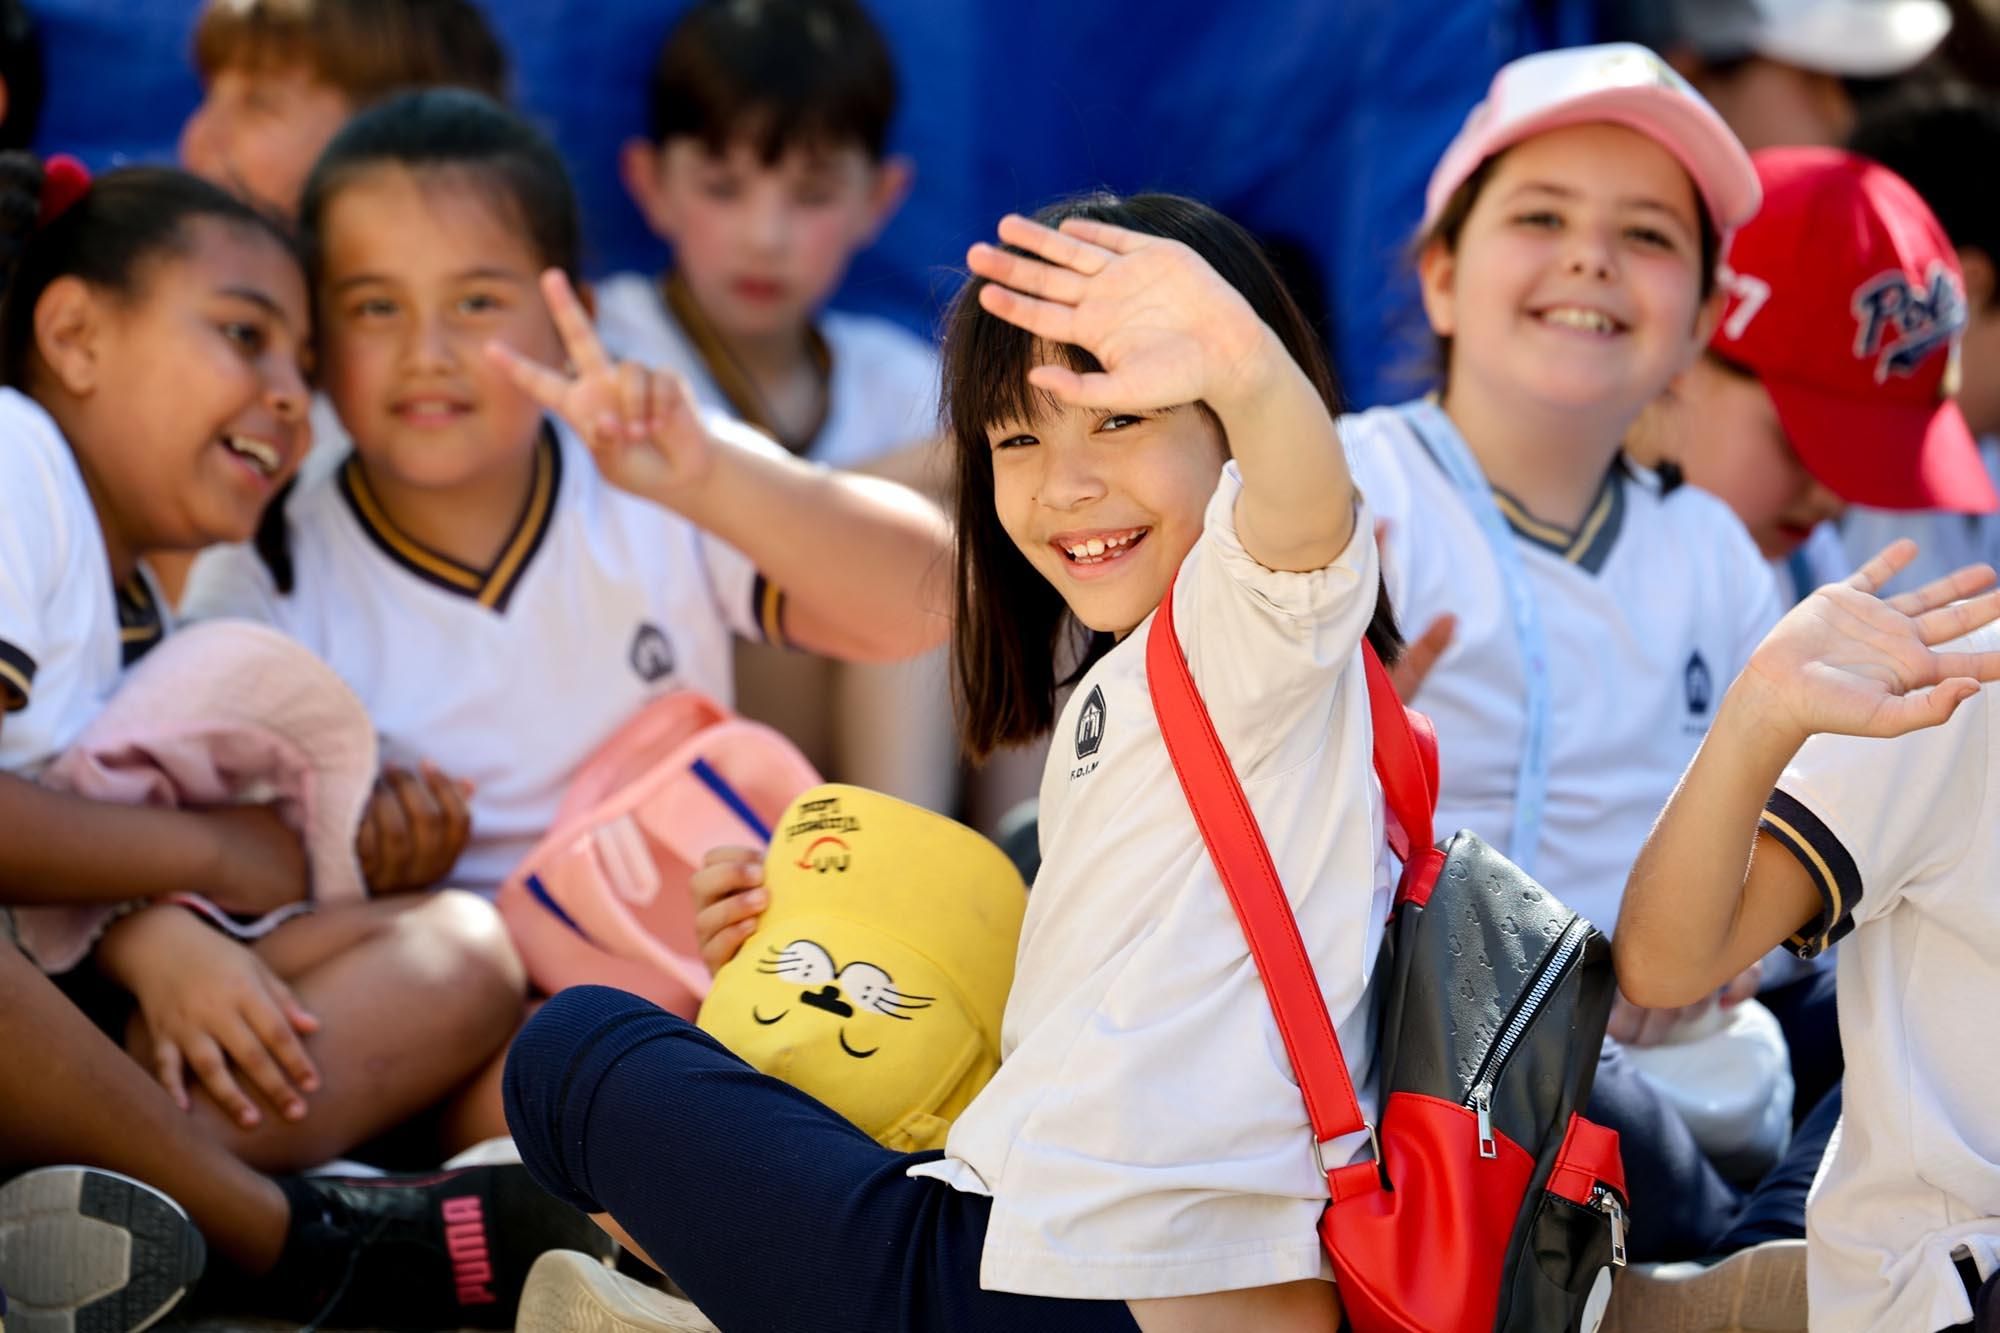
(697, 784, 1026, 1150)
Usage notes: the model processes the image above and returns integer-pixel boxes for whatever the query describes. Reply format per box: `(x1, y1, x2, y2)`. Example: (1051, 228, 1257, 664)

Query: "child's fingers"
(1921, 637, 2000, 686)
(700, 844, 763, 869)
(1843, 539, 1919, 595)
(994, 213, 1116, 274)
(1024, 363, 1126, 408)
(966, 243, 1088, 306)
(694, 885, 767, 935)
(1912, 587, 2000, 650)
(976, 282, 1077, 345)
(222, 1010, 309, 1123)
(386, 767, 444, 881)
(1876, 678, 1981, 734)
(700, 914, 763, 973)
(1055, 214, 1152, 255)
(153, 1038, 190, 1112)
(1886, 562, 1998, 617)
(539, 268, 611, 378)
(421, 763, 472, 860)
(367, 776, 414, 885)
(484, 340, 575, 414)
(251, 978, 321, 1098)
(618, 362, 652, 441)
(183, 1033, 260, 1128)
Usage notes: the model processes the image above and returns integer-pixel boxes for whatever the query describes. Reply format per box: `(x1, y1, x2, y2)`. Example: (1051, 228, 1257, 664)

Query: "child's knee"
(398, 890, 528, 1033)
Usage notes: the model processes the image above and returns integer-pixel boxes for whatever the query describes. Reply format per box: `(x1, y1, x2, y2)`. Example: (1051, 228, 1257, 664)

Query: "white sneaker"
(516, 1249, 720, 1333)
(0, 1167, 205, 1333)
(1601, 1238, 1808, 1333)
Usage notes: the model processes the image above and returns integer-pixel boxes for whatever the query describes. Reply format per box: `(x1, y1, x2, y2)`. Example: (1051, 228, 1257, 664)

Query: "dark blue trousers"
(502, 985, 1140, 1333)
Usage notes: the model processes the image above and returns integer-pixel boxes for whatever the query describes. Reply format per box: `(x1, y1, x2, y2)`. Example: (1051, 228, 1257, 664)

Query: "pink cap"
(1422, 43, 1762, 239)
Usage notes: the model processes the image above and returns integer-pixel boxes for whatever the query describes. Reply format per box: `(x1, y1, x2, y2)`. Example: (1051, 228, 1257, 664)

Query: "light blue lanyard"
(1398, 400, 1551, 875)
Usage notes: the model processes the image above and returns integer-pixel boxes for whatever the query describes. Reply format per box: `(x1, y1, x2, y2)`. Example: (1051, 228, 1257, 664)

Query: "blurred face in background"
(181, 62, 353, 216)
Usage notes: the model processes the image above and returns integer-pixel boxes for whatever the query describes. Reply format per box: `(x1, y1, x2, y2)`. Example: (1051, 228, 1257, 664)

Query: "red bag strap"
(1146, 579, 1367, 1145)
(1359, 645, 1438, 872)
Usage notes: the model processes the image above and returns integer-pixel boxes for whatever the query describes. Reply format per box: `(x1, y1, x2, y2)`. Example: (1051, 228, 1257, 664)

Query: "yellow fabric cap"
(698, 784, 1026, 1150)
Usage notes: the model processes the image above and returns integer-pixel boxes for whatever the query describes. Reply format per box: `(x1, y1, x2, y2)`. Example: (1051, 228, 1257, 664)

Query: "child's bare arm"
(0, 762, 306, 914)
(1616, 545, 2000, 1006)
(966, 214, 1356, 573)
(487, 271, 952, 663)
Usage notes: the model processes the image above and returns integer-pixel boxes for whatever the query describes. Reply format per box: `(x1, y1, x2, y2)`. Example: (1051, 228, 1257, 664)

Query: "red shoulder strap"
(1360, 646, 1446, 907)
(1146, 580, 1368, 1144)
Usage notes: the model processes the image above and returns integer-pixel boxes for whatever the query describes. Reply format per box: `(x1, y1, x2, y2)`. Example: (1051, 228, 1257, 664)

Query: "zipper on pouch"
(1592, 1185, 1627, 1267)
(1463, 916, 1592, 1160)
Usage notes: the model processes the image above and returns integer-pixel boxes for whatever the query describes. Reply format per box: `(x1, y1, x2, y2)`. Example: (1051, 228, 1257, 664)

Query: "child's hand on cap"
(692, 845, 767, 974)
(487, 270, 716, 504)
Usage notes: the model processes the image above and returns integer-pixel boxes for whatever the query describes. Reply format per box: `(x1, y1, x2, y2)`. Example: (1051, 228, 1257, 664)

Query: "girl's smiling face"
(987, 395, 1225, 636)
(316, 164, 564, 492)
(1422, 123, 1718, 424)
(48, 217, 310, 561)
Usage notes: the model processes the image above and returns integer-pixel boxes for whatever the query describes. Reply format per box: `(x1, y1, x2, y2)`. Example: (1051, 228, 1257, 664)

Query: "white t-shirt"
(1345, 403, 1780, 938)
(594, 272, 937, 468)
(181, 417, 775, 890)
(0, 388, 166, 778)
(1839, 438, 2000, 598)
(1759, 627, 2000, 1332)
(909, 465, 1394, 1300)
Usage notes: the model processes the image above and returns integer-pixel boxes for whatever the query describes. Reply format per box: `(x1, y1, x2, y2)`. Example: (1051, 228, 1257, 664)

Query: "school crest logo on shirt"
(629, 623, 676, 683)
(1852, 262, 1965, 384)
(1075, 685, 1106, 759)
(1684, 650, 1713, 718)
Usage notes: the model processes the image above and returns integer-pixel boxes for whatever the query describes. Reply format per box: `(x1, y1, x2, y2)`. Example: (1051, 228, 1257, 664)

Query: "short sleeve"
(180, 541, 285, 627)
(0, 436, 72, 712)
(1175, 461, 1378, 775)
(1762, 657, 1994, 957)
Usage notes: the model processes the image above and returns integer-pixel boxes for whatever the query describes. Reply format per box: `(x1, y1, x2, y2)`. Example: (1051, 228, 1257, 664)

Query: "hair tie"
(37, 154, 91, 227)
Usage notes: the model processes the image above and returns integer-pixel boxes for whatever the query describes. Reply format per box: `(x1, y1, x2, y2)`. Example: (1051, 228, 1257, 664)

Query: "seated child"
(0, 155, 598, 1330)
(1614, 540, 2000, 1333)
(179, 0, 507, 219)
(182, 90, 950, 902)
(1659, 146, 1998, 602)
(1841, 88, 2000, 591)
(598, 0, 952, 807)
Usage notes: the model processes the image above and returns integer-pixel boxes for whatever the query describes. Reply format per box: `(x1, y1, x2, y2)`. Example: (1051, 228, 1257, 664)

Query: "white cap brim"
(1755, 0, 1951, 77)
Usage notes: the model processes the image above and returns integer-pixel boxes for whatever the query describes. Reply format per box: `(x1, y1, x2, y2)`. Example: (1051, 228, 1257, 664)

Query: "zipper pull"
(1594, 1187, 1627, 1267)
(1471, 1082, 1496, 1159)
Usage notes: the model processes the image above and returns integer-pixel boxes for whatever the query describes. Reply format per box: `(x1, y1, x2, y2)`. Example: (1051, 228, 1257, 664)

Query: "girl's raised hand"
(966, 214, 1275, 413)
(1742, 541, 2000, 744)
(486, 269, 713, 502)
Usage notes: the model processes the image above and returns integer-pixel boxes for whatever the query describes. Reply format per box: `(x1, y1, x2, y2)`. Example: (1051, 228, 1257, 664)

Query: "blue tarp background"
(30, 0, 1594, 408)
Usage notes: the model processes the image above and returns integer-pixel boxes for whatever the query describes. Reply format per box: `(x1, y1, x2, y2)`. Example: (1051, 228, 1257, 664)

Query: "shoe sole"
(1602, 1239, 1808, 1333)
(0, 1167, 206, 1333)
(515, 1250, 719, 1333)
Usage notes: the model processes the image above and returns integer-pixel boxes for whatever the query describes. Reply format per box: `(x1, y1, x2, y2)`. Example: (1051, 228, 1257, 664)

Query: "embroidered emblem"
(1685, 650, 1713, 717)
(629, 623, 676, 683)
(1076, 685, 1106, 759)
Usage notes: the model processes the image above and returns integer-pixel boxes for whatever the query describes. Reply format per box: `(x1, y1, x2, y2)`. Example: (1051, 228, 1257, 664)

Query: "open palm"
(486, 269, 712, 501)
(966, 214, 1272, 412)
(1746, 542, 2000, 742)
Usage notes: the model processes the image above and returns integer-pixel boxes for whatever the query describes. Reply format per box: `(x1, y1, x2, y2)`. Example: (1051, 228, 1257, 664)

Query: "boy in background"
(596, 0, 953, 812)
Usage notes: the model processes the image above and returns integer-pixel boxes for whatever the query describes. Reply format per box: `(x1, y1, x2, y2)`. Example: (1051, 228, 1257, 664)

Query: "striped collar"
(116, 570, 165, 667)
(1487, 465, 1626, 574)
(662, 272, 831, 456)
(338, 427, 561, 613)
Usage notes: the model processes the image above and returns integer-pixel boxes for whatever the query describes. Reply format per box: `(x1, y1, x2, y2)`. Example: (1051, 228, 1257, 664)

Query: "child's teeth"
(1085, 538, 1105, 556)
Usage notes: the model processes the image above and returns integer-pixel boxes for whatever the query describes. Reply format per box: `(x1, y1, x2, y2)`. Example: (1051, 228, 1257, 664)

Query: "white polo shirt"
(181, 416, 774, 890)
(594, 271, 937, 467)
(910, 465, 1394, 1300)
(0, 388, 166, 778)
(1758, 629, 2000, 1333)
(1344, 403, 1780, 938)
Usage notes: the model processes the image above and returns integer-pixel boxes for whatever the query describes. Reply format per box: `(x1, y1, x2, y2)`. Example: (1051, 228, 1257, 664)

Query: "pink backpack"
(497, 690, 821, 1015)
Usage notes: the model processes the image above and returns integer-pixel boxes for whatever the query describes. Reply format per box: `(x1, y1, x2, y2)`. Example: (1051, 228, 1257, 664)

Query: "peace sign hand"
(485, 269, 714, 502)
(1743, 541, 2000, 745)
(965, 214, 1278, 415)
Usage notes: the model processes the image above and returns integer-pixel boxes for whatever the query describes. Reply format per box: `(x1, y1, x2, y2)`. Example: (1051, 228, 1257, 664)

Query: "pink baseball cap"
(1712, 147, 1997, 514)
(1422, 43, 1762, 239)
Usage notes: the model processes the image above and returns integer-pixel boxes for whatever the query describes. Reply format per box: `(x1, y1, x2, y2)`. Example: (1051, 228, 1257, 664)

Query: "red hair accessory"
(37, 154, 91, 227)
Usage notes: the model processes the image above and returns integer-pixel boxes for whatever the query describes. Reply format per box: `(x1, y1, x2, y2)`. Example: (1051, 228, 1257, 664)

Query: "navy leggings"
(503, 985, 1140, 1333)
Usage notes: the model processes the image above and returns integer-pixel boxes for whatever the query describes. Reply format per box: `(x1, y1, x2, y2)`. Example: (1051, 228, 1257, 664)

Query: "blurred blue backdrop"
(31, 0, 1593, 408)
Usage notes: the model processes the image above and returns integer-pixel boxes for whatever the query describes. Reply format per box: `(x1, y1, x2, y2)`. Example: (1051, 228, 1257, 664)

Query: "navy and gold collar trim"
(1488, 466, 1626, 575)
(339, 428, 561, 613)
(663, 272, 831, 457)
(116, 571, 165, 667)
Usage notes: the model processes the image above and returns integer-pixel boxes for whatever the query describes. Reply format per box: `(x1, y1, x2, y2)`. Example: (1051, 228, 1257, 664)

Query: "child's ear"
(859, 155, 914, 244)
(32, 277, 103, 396)
(1959, 246, 1995, 311)
(1689, 283, 1727, 352)
(619, 137, 678, 240)
(1415, 239, 1458, 337)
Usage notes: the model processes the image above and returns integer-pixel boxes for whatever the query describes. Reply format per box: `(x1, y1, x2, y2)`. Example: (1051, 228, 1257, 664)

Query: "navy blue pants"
(503, 985, 1140, 1333)
(1586, 969, 1842, 1263)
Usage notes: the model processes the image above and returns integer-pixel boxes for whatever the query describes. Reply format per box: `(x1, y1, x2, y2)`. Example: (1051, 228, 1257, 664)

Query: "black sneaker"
(0, 1166, 206, 1333)
(259, 1165, 615, 1330)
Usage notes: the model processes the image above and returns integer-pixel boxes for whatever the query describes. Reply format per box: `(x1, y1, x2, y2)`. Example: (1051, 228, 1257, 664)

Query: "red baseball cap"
(1712, 147, 1997, 514)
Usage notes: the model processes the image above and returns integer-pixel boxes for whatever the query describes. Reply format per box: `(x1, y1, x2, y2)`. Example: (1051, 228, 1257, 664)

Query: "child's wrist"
(1715, 676, 1809, 776)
